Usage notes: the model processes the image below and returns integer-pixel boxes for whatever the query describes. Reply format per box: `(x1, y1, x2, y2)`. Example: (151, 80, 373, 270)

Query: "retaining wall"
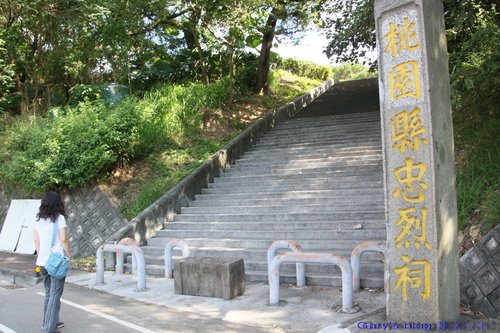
(0, 184, 127, 258)
(460, 224, 500, 317)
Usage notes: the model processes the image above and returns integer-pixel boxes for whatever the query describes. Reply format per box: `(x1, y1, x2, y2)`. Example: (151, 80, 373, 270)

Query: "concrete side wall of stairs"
(131, 79, 387, 288)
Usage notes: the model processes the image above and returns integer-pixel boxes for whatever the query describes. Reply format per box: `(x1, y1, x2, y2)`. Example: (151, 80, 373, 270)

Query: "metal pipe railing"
(350, 242, 386, 291)
(269, 252, 353, 312)
(96, 244, 147, 291)
(115, 238, 137, 275)
(267, 240, 305, 288)
(164, 239, 190, 278)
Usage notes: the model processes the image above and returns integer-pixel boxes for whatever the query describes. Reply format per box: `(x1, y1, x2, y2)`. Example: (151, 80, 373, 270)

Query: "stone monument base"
(174, 257, 245, 300)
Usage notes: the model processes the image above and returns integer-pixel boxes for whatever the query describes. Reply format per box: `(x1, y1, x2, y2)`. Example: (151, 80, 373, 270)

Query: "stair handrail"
(267, 240, 305, 288)
(165, 239, 190, 278)
(350, 242, 386, 291)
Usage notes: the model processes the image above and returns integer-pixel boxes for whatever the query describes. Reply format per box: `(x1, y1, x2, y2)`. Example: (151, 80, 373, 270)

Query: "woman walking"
(32, 192, 72, 333)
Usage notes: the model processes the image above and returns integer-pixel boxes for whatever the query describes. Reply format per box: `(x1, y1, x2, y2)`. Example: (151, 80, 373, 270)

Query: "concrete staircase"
(135, 79, 386, 288)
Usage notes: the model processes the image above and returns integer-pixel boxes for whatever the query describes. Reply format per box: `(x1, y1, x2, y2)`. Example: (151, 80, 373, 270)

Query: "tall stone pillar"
(374, 0, 460, 322)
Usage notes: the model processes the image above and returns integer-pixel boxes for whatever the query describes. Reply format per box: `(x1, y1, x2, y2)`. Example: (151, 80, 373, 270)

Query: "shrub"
(0, 100, 140, 192)
(331, 63, 377, 82)
(274, 56, 333, 81)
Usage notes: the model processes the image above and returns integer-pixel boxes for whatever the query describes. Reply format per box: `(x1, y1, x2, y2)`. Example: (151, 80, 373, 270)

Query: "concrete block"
(480, 225, 500, 258)
(471, 298, 498, 318)
(174, 257, 245, 300)
(460, 280, 483, 306)
(487, 286, 500, 313)
(460, 246, 487, 273)
(472, 263, 500, 296)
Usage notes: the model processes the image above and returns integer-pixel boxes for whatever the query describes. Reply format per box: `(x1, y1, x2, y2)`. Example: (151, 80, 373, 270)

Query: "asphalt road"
(0, 280, 281, 333)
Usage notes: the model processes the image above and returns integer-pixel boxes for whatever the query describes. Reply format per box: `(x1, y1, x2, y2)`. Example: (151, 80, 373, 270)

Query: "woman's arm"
(32, 229, 40, 255)
(58, 227, 72, 260)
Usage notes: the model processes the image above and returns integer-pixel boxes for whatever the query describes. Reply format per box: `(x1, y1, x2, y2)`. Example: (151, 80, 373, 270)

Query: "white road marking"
(0, 323, 17, 333)
(36, 292, 156, 333)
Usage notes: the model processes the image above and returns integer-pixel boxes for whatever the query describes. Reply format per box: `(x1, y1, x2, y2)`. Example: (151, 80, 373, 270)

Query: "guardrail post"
(95, 244, 148, 291)
(269, 252, 354, 312)
(350, 242, 386, 291)
(165, 239, 190, 278)
(96, 246, 105, 286)
(116, 238, 138, 275)
(267, 240, 305, 287)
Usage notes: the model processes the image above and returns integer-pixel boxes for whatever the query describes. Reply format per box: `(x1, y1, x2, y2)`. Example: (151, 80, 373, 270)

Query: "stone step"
(202, 182, 383, 194)
(226, 161, 382, 173)
(212, 174, 383, 186)
(180, 203, 384, 214)
(131, 254, 383, 275)
(152, 230, 387, 243)
(274, 115, 380, 130)
(164, 221, 385, 231)
(231, 157, 382, 169)
(252, 136, 382, 148)
(262, 125, 380, 139)
(235, 152, 383, 165)
(218, 170, 382, 182)
(139, 245, 385, 261)
(173, 211, 385, 222)
(195, 188, 384, 200)
(222, 164, 382, 178)
(247, 142, 382, 154)
(189, 197, 384, 207)
(126, 262, 384, 288)
(241, 147, 382, 160)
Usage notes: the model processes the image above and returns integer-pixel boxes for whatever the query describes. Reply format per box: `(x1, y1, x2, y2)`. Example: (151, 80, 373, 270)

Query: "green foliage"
(267, 70, 322, 102)
(0, 100, 139, 192)
(134, 80, 229, 158)
(0, 36, 16, 113)
(448, 2, 500, 229)
(331, 63, 377, 82)
(274, 56, 332, 81)
(68, 85, 105, 106)
(121, 139, 221, 219)
(324, 0, 376, 67)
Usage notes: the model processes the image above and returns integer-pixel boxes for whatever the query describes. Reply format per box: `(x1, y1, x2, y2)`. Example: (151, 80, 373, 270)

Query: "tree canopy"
(0, 0, 328, 116)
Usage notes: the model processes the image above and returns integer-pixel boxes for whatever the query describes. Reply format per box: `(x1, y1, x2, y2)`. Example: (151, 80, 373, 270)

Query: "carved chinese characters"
(376, 0, 459, 322)
(380, 10, 433, 303)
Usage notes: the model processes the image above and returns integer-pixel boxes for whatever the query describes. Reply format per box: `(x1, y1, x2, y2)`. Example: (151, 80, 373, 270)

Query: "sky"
(274, 30, 377, 66)
(274, 31, 332, 66)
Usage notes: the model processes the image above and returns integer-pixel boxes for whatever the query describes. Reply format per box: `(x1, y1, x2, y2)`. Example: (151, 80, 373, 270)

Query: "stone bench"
(173, 257, 245, 300)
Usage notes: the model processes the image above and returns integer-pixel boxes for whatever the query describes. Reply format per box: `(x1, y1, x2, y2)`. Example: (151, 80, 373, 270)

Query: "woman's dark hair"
(36, 191, 68, 222)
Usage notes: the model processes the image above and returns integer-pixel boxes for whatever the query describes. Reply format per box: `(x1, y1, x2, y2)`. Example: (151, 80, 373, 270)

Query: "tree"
(323, 0, 375, 67)
(0, 0, 189, 115)
(255, 0, 325, 94)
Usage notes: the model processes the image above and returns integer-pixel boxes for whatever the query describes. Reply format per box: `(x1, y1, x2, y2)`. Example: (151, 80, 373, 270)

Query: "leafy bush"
(273, 56, 333, 81)
(449, 5, 500, 230)
(331, 63, 377, 82)
(0, 100, 139, 192)
(68, 85, 105, 106)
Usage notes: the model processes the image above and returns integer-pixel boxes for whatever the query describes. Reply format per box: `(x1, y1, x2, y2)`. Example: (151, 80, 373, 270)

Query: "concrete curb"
(0, 266, 43, 287)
